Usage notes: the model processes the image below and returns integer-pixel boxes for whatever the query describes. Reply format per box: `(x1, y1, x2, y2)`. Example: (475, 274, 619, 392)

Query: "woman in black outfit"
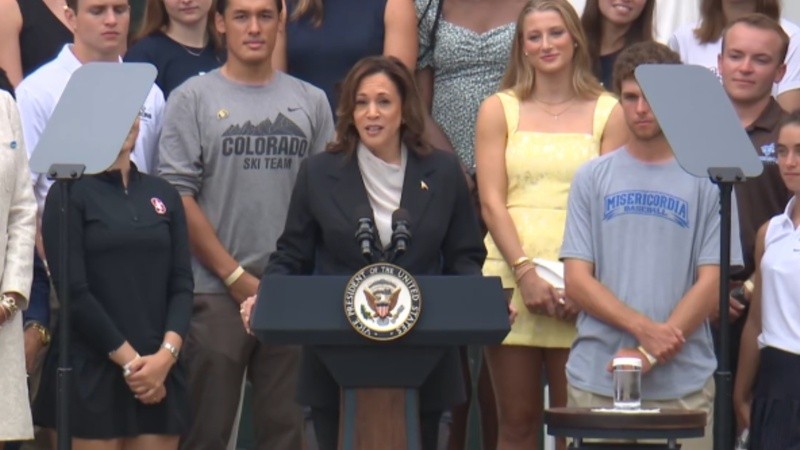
(34, 118, 194, 450)
(241, 55, 491, 450)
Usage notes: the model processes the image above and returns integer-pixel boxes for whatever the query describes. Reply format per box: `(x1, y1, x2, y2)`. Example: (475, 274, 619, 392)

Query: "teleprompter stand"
(251, 275, 510, 450)
(636, 65, 764, 450)
(29, 62, 157, 450)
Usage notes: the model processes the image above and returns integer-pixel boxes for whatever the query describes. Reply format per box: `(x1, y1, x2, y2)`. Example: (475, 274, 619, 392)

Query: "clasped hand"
(240, 295, 256, 334)
(518, 274, 578, 321)
(124, 352, 174, 404)
(636, 322, 684, 364)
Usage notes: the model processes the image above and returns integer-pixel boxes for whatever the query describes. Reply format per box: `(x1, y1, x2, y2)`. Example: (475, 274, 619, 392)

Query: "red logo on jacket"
(151, 197, 167, 215)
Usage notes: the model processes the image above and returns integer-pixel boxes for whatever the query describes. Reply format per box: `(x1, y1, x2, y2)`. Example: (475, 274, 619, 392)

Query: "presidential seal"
(343, 263, 422, 341)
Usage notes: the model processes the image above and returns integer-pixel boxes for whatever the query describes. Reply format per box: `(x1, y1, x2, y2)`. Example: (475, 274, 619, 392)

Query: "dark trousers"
(179, 294, 303, 450)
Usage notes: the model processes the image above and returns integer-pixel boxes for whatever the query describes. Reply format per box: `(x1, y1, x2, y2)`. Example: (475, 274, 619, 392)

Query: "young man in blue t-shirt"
(560, 41, 743, 450)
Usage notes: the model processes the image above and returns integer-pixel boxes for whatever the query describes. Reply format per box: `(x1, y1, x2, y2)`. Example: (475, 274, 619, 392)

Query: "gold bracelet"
(515, 264, 535, 283)
(637, 345, 658, 366)
(24, 321, 51, 346)
(224, 265, 246, 287)
(0, 295, 19, 321)
(511, 256, 532, 270)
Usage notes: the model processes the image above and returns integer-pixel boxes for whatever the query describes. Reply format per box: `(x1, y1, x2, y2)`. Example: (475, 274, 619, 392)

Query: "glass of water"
(612, 357, 642, 410)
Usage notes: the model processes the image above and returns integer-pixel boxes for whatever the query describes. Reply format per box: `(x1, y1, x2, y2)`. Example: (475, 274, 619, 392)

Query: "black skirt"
(750, 346, 800, 450)
(33, 336, 189, 439)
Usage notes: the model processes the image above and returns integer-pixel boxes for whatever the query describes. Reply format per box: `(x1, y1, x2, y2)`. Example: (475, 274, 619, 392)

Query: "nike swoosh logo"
(288, 107, 302, 112)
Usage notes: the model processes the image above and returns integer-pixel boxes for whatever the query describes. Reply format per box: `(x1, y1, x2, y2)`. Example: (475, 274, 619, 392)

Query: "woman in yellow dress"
(475, 1, 628, 448)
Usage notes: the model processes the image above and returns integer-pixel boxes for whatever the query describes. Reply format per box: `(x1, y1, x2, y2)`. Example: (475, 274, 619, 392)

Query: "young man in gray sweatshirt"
(157, 0, 334, 447)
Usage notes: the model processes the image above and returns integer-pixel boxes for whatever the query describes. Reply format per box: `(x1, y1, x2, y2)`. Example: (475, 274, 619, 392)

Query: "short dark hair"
(612, 41, 681, 95)
(216, 0, 282, 15)
(328, 55, 430, 157)
(721, 13, 789, 65)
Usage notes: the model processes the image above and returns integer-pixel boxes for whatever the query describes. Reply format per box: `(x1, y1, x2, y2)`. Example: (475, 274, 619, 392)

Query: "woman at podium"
(35, 118, 194, 450)
(240, 55, 487, 450)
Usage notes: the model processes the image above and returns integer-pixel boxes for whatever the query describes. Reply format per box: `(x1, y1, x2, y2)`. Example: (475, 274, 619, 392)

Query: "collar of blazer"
(327, 148, 437, 236)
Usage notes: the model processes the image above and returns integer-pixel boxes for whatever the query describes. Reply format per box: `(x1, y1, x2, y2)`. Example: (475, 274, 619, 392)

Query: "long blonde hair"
(500, 0, 603, 100)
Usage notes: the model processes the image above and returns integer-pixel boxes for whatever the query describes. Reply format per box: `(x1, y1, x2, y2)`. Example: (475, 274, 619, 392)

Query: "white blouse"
(357, 143, 407, 249)
(758, 196, 800, 355)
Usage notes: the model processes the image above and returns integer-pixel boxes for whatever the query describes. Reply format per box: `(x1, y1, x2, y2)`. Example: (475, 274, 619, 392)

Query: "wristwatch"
(24, 321, 51, 346)
(161, 342, 180, 360)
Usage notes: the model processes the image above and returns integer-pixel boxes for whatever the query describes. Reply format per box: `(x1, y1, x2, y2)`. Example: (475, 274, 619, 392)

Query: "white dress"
(0, 90, 37, 441)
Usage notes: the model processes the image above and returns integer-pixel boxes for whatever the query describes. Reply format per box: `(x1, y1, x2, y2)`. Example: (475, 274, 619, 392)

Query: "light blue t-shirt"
(560, 147, 743, 400)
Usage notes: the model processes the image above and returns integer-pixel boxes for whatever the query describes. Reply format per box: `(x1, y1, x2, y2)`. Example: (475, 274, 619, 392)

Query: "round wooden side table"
(544, 407, 707, 449)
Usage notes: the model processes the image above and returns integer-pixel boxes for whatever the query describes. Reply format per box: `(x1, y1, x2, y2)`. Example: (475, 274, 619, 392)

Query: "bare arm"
(599, 104, 628, 155)
(415, 68, 456, 153)
(666, 264, 719, 338)
(476, 95, 558, 315)
(0, 0, 23, 87)
(564, 259, 684, 362)
(383, 0, 418, 71)
(181, 195, 258, 304)
(416, 67, 434, 112)
(475, 96, 521, 265)
(733, 222, 767, 433)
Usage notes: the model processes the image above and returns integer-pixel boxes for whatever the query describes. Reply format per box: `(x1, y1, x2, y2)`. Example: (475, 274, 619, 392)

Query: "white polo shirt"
(16, 44, 165, 214)
(668, 18, 800, 97)
(758, 196, 800, 355)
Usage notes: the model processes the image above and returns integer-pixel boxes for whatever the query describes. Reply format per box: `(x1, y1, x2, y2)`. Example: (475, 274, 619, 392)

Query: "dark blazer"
(264, 147, 487, 409)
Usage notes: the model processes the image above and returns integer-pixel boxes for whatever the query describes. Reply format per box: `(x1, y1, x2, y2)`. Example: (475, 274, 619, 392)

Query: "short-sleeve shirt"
(125, 32, 223, 99)
(560, 147, 743, 400)
(158, 69, 334, 293)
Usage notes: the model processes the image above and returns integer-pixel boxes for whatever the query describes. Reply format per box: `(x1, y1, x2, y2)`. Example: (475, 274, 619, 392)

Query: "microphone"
(354, 205, 376, 261)
(390, 208, 412, 260)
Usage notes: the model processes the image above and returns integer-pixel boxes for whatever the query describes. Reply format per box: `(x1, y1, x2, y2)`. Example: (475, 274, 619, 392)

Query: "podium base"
(339, 388, 421, 450)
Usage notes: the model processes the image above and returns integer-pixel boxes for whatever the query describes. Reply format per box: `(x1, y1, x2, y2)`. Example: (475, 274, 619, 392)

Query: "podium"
(251, 274, 510, 450)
